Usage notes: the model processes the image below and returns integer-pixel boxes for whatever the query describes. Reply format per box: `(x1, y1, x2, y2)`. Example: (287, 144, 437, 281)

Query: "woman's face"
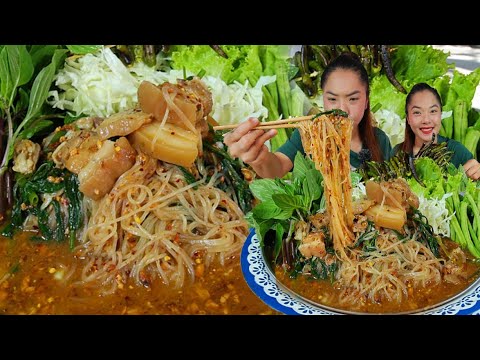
(406, 90, 442, 144)
(322, 69, 368, 127)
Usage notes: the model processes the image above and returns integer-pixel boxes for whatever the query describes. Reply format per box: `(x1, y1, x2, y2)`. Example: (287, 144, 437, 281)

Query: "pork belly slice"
(78, 137, 137, 200)
(137, 78, 213, 130)
(52, 130, 101, 173)
(177, 77, 213, 121)
(96, 109, 154, 140)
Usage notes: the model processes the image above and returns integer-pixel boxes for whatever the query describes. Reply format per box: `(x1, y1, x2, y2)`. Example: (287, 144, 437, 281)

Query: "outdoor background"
(433, 45, 480, 109)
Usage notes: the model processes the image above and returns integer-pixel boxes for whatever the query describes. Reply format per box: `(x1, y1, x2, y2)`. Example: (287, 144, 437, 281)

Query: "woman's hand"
(223, 118, 277, 166)
(463, 159, 480, 180)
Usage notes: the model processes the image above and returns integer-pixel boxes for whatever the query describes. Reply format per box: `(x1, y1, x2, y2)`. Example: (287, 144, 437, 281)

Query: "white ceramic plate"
(241, 229, 480, 315)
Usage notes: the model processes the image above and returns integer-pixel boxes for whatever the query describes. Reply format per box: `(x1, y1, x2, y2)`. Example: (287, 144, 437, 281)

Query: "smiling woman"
(393, 82, 480, 180)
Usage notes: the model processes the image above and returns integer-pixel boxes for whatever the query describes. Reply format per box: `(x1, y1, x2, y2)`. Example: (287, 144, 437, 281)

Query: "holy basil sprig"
(247, 152, 325, 245)
(0, 45, 68, 177)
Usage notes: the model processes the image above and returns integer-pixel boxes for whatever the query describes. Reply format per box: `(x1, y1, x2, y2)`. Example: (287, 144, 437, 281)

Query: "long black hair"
(320, 52, 383, 162)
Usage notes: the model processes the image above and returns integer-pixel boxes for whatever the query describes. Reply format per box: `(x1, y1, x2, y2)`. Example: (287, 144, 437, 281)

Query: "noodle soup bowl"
(241, 229, 480, 315)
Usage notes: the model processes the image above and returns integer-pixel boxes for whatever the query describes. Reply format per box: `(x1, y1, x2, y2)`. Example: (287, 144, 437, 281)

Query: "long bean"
(453, 99, 468, 144)
(275, 60, 291, 119)
(460, 201, 480, 257)
(465, 192, 480, 242)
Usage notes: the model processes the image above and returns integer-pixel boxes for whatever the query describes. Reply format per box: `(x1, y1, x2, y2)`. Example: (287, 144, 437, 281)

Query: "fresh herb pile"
(246, 153, 337, 279)
(0, 45, 68, 222)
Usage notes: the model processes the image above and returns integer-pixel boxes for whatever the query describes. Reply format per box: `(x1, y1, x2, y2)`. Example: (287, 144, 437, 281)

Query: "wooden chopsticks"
(212, 115, 315, 131)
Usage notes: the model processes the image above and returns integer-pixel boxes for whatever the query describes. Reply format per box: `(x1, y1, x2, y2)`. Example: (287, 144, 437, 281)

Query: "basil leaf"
(293, 152, 313, 182)
(252, 200, 283, 219)
(17, 45, 34, 86)
(249, 178, 286, 202)
(64, 113, 87, 124)
(245, 212, 275, 245)
(21, 119, 53, 140)
(274, 222, 285, 262)
(14, 88, 29, 114)
(0, 45, 20, 108)
(282, 181, 296, 196)
(304, 169, 322, 202)
(0, 48, 14, 105)
(23, 62, 54, 124)
(0, 45, 33, 107)
(51, 49, 68, 72)
(29, 45, 60, 71)
(20, 48, 66, 131)
(272, 193, 305, 218)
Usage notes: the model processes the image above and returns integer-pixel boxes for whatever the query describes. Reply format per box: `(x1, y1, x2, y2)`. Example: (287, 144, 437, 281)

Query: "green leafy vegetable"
(1, 161, 83, 249)
(247, 152, 324, 247)
(66, 45, 102, 55)
(170, 45, 263, 85)
(64, 173, 83, 250)
(0, 47, 67, 177)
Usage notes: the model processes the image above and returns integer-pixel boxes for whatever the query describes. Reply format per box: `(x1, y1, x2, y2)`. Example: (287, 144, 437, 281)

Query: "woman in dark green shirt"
(223, 52, 393, 178)
(393, 82, 480, 180)
(278, 125, 392, 170)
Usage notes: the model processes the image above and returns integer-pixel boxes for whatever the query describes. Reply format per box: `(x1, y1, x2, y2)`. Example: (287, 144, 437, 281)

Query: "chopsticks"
(212, 115, 315, 131)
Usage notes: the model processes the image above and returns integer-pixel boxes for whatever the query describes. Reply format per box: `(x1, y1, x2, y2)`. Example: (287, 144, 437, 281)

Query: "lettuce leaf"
(391, 45, 453, 84)
(415, 157, 443, 182)
(170, 45, 264, 85)
(444, 68, 480, 112)
(370, 75, 407, 118)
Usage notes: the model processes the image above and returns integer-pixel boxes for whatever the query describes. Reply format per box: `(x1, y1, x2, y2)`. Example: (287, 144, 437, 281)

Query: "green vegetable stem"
(440, 114, 453, 139)
(453, 99, 468, 144)
(464, 128, 480, 159)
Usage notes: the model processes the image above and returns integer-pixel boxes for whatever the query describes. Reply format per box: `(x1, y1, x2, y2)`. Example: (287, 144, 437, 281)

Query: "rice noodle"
(299, 114, 354, 259)
(336, 231, 443, 304)
(75, 154, 248, 294)
(298, 112, 465, 306)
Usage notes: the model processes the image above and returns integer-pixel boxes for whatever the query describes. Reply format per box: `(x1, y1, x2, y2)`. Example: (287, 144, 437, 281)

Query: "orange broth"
(0, 231, 277, 315)
(274, 239, 480, 314)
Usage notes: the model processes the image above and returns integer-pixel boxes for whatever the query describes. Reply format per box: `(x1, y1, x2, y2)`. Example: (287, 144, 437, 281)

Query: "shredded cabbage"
(48, 47, 140, 116)
(203, 75, 273, 125)
(351, 172, 366, 202)
(48, 47, 271, 125)
(416, 193, 452, 237)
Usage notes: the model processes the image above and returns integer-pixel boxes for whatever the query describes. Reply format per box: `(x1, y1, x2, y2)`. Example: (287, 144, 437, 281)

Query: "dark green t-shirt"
(276, 127, 393, 170)
(392, 134, 473, 168)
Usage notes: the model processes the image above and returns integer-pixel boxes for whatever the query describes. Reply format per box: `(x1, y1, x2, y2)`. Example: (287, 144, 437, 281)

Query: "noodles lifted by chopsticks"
(298, 113, 355, 259)
(297, 113, 454, 306)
